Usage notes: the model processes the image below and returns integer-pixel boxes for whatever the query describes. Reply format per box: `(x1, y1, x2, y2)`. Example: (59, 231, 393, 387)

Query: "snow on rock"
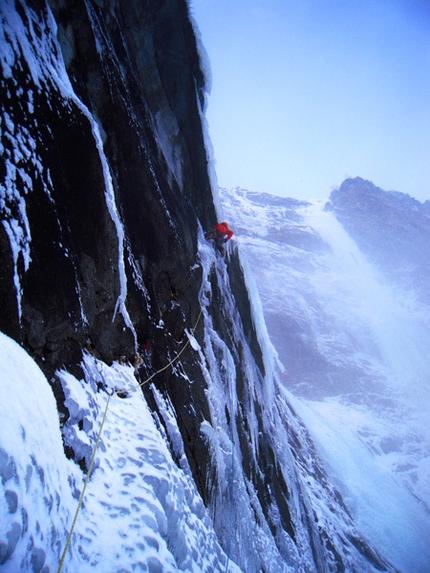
(0, 331, 241, 572)
(0, 0, 137, 364)
(0, 220, 400, 573)
(0, 331, 79, 572)
(60, 353, 241, 573)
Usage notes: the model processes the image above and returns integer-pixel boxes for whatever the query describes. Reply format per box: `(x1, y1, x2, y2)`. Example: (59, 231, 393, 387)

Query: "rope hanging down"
(57, 306, 203, 573)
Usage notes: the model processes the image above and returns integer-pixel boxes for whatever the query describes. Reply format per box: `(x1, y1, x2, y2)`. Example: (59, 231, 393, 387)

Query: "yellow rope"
(126, 305, 204, 393)
(57, 393, 112, 573)
(57, 306, 203, 573)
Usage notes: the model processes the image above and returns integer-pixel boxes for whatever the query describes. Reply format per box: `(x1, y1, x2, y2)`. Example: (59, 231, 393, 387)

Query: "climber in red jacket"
(204, 222, 234, 257)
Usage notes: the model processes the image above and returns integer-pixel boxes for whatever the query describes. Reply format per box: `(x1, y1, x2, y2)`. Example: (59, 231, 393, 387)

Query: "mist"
(221, 182, 430, 572)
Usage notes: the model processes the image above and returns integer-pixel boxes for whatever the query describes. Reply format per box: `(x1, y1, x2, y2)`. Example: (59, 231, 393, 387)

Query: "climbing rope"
(56, 393, 112, 573)
(57, 306, 204, 573)
(124, 305, 203, 394)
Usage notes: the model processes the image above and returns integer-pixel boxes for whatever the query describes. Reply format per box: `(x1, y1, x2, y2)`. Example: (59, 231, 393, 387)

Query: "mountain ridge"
(328, 177, 430, 302)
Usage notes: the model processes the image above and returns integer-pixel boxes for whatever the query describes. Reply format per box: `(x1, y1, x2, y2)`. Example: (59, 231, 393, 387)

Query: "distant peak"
(330, 177, 424, 209)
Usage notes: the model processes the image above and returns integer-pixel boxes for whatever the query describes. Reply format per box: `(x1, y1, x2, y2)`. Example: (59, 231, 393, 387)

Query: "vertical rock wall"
(0, 0, 216, 377)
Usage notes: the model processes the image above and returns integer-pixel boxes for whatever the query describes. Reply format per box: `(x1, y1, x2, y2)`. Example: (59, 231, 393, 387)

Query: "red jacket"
(213, 222, 234, 241)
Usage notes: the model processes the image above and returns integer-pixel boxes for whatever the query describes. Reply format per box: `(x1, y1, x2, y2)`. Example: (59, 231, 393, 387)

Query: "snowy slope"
(221, 186, 430, 573)
(0, 329, 241, 573)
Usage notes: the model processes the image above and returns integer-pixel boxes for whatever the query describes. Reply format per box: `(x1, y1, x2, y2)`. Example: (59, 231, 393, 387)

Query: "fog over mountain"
(222, 179, 430, 572)
(0, 1, 428, 572)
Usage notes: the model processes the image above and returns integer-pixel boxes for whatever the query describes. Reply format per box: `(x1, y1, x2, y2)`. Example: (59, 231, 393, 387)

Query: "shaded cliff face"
(1, 0, 216, 380)
(0, 0, 220, 546)
(0, 3, 401, 572)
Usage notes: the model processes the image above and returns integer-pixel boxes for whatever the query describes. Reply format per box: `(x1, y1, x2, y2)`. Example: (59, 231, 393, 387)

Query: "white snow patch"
(0, 331, 242, 572)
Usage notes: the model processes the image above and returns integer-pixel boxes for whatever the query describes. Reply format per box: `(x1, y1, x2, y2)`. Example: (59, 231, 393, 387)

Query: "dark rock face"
(329, 177, 430, 302)
(0, 0, 215, 515)
(0, 0, 215, 380)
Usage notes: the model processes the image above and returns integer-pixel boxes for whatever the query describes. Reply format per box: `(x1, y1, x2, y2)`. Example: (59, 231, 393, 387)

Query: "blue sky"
(191, 0, 430, 202)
